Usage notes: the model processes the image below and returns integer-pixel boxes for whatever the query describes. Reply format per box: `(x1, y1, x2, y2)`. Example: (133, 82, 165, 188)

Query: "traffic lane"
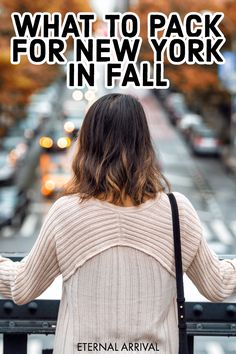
(16, 85, 65, 191)
(0, 80, 91, 253)
(139, 90, 236, 254)
(0, 152, 55, 252)
(142, 92, 211, 208)
(142, 90, 231, 205)
(0, 185, 50, 253)
(0, 84, 76, 252)
(150, 95, 236, 222)
(0, 146, 75, 253)
(193, 155, 236, 221)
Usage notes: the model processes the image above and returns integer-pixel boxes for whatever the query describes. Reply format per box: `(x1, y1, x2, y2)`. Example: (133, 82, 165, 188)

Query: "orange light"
(41, 179, 55, 196)
(41, 186, 52, 196)
(45, 180, 55, 191)
(39, 137, 53, 148)
(8, 150, 17, 164)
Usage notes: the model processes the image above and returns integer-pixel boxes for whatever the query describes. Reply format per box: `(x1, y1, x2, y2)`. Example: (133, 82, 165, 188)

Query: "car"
(41, 167, 71, 198)
(0, 187, 30, 230)
(40, 154, 71, 198)
(7, 114, 44, 146)
(165, 93, 188, 125)
(39, 129, 72, 152)
(18, 117, 39, 141)
(153, 88, 170, 105)
(2, 136, 24, 151)
(178, 113, 203, 140)
(188, 124, 221, 156)
(0, 152, 16, 186)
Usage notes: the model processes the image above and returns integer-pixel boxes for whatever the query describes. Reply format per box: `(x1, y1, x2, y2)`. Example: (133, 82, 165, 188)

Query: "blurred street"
(143, 92, 236, 256)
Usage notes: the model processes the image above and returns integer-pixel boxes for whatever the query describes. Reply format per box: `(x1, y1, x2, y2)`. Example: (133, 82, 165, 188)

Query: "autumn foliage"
(0, 0, 92, 128)
(131, 0, 236, 96)
(1, 0, 236, 130)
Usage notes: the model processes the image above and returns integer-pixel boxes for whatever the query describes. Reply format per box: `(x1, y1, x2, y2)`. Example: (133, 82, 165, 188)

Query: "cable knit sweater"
(0, 191, 236, 354)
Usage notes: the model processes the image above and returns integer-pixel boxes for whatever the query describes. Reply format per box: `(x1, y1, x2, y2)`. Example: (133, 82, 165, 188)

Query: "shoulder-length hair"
(61, 93, 171, 206)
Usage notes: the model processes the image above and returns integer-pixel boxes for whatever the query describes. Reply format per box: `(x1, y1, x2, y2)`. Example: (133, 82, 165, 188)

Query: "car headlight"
(57, 137, 71, 149)
(45, 180, 55, 190)
(41, 179, 55, 196)
(72, 90, 83, 101)
(85, 90, 96, 102)
(64, 121, 75, 133)
(39, 137, 53, 148)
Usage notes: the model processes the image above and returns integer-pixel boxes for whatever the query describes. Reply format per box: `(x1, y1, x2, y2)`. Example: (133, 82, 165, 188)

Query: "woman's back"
(50, 191, 198, 354)
(55, 246, 177, 354)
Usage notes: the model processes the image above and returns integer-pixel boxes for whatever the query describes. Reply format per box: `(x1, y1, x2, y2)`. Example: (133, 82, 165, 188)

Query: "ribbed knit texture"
(0, 191, 236, 354)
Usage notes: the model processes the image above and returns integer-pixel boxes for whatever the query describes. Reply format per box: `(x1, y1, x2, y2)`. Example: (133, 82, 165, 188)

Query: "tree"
(0, 0, 92, 135)
(131, 0, 236, 141)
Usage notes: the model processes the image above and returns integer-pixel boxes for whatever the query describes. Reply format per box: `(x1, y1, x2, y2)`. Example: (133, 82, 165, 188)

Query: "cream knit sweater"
(0, 191, 236, 354)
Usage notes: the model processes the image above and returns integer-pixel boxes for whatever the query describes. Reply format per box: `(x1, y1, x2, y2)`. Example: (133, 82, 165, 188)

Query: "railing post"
(3, 333, 27, 354)
(187, 335, 194, 354)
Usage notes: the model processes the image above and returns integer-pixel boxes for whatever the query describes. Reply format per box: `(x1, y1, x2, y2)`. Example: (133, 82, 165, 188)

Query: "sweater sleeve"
(181, 194, 236, 302)
(0, 197, 63, 305)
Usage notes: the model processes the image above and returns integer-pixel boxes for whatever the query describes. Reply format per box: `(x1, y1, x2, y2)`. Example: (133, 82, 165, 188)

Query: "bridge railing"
(0, 254, 235, 354)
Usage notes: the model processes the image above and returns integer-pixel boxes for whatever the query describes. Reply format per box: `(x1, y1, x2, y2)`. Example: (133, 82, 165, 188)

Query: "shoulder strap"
(167, 193, 189, 354)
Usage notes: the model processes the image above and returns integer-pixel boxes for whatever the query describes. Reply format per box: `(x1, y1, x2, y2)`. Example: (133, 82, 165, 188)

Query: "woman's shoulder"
(158, 191, 196, 213)
(54, 194, 81, 204)
(169, 191, 198, 216)
(48, 194, 83, 215)
(165, 191, 202, 238)
(170, 191, 193, 205)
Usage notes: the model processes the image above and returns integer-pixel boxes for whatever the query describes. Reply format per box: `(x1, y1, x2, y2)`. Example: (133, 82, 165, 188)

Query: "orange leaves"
(133, 0, 236, 94)
(0, 0, 93, 122)
(166, 65, 219, 94)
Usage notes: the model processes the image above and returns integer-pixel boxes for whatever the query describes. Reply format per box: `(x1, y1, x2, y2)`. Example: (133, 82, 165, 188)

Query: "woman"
(0, 93, 236, 354)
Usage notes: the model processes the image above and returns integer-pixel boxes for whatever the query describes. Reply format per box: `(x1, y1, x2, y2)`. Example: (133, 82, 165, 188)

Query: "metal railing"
(0, 254, 235, 354)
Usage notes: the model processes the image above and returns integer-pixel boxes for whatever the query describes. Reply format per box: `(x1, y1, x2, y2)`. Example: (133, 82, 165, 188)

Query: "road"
(142, 92, 236, 256)
(0, 87, 236, 354)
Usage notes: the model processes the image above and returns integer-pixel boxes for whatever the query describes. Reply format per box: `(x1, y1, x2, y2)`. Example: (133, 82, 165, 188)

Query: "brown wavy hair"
(61, 93, 171, 206)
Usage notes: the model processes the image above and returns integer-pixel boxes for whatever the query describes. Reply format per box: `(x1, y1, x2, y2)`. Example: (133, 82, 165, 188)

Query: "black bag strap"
(167, 193, 189, 354)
